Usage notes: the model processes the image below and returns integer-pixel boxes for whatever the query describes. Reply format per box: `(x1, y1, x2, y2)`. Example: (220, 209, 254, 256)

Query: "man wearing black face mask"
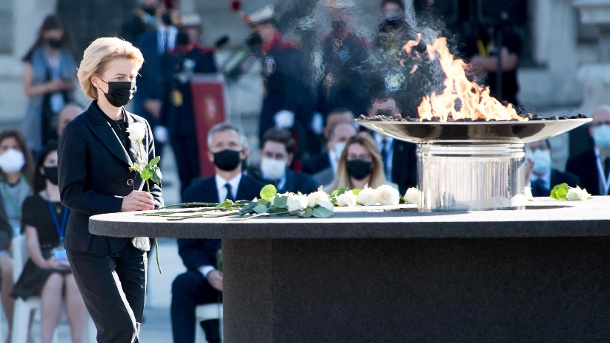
(316, 0, 371, 119)
(173, 123, 264, 343)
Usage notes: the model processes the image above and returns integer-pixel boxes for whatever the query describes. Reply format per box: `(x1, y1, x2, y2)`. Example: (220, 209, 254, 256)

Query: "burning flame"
(405, 36, 525, 122)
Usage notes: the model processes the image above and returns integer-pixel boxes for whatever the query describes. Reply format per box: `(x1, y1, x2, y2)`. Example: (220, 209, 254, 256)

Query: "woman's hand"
(121, 190, 155, 212)
(45, 257, 69, 270)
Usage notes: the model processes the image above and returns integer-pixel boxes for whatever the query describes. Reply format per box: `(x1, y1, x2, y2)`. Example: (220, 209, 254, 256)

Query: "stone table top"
(88, 197, 610, 239)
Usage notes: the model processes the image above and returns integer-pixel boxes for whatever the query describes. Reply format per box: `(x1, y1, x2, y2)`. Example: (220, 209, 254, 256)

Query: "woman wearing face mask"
(0, 129, 35, 332)
(325, 132, 397, 192)
(12, 143, 88, 343)
(58, 37, 163, 342)
(22, 14, 77, 153)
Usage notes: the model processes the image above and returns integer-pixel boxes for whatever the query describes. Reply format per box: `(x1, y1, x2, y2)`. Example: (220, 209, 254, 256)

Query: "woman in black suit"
(58, 37, 163, 343)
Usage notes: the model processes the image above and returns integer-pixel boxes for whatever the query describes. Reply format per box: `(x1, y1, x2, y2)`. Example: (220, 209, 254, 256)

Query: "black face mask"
(213, 149, 241, 171)
(100, 79, 137, 107)
(384, 11, 405, 28)
(346, 160, 373, 180)
(44, 166, 59, 185)
(47, 38, 63, 50)
(161, 13, 173, 26)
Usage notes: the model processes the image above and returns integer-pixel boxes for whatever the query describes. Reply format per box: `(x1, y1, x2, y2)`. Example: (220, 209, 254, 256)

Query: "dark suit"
(566, 150, 605, 195)
(390, 141, 418, 195)
(161, 44, 218, 193)
(251, 169, 319, 194)
(58, 101, 162, 343)
(171, 174, 263, 343)
(531, 169, 582, 197)
(134, 28, 177, 153)
(302, 152, 331, 175)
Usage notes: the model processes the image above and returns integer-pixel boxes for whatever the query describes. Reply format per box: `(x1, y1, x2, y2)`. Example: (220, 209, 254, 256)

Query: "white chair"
(195, 303, 223, 343)
(11, 235, 97, 343)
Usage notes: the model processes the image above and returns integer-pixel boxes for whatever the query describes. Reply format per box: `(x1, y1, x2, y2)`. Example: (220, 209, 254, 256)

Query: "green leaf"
(240, 201, 258, 214)
(140, 167, 153, 181)
(272, 195, 288, 209)
(151, 167, 162, 184)
(312, 205, 334, 218)
(550, 183, 569, 201)
(253, 204, 269, 214)
(300, 207, 314, 218)
(352, 188, 361, 196)
(260, 184, 277, 201)
(149, 156, 161, 167)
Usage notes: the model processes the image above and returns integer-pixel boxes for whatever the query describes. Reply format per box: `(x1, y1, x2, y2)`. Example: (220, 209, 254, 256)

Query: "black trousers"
(170, 134, 200, 194)
(171, 270, 222, 343)
(68, 243, 147, 343)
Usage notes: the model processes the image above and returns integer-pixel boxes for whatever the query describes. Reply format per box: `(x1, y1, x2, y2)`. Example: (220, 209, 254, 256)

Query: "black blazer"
(391, 141, 418, 195)
(531, 169, 582, 197)
(566, 150, 603, 195)
(58, 101, 163, 253)
(178, 174, 264, 271)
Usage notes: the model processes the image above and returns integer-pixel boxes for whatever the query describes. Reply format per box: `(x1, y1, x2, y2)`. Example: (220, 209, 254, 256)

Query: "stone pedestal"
(90, 198, 610, 342)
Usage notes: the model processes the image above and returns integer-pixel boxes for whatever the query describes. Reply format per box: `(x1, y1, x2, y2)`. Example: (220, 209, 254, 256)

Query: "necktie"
(224, 183, 235, 202)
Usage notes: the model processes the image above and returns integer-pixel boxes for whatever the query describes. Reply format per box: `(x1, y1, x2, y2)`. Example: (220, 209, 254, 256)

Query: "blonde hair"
(326, 131, 388, 192)
(77, 37, 144, 100)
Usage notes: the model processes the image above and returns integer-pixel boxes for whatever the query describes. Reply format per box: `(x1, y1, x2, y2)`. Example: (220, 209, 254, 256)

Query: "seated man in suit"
(368, 94, 417, 194)
(567, 105, 610, 195)
(303, 108, 355, 175)
(171, 123, 264, 343)
(252, 128, 319, 193)
(526, 139, 581, 196)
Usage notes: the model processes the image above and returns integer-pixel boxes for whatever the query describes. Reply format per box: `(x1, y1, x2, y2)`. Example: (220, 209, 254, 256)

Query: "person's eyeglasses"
(347, 154, 372, 162)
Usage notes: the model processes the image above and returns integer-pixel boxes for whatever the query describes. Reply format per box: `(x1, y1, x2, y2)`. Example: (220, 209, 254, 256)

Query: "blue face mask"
(593, 124, 610, 148)
(532, 149, 552, 175)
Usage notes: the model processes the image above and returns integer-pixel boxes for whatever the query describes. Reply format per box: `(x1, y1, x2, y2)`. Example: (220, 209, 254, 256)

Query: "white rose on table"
(376, 185, 400, 206)
(357, 187, 378, 206)
(404, 187, 422, 205)
(308, 190, 330, 207)
(336, 190, 358, 207)
(566, 186, 590, 201)
(286, 193, 308, 212)
(126, 122, 147, 142)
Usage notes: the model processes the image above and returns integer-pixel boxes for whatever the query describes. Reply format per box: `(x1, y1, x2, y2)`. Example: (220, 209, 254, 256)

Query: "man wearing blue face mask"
(252, 129, 318, 194)
(526, 140, 581, 197)
(567, 105, 610, 195)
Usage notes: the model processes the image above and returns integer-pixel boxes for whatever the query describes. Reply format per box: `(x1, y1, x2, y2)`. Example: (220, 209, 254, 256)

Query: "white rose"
(307, 190, 330, 207)
(357, 187, 377, 206)
(127, 122, 147, 142)
(524, 186, 534, 201)
(566, 186, 590, 201)
(404, 187, 422, 205)
(286, 194, 308, 212)
(376, 185, 400, 206)
(336, 190, 358, 207)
